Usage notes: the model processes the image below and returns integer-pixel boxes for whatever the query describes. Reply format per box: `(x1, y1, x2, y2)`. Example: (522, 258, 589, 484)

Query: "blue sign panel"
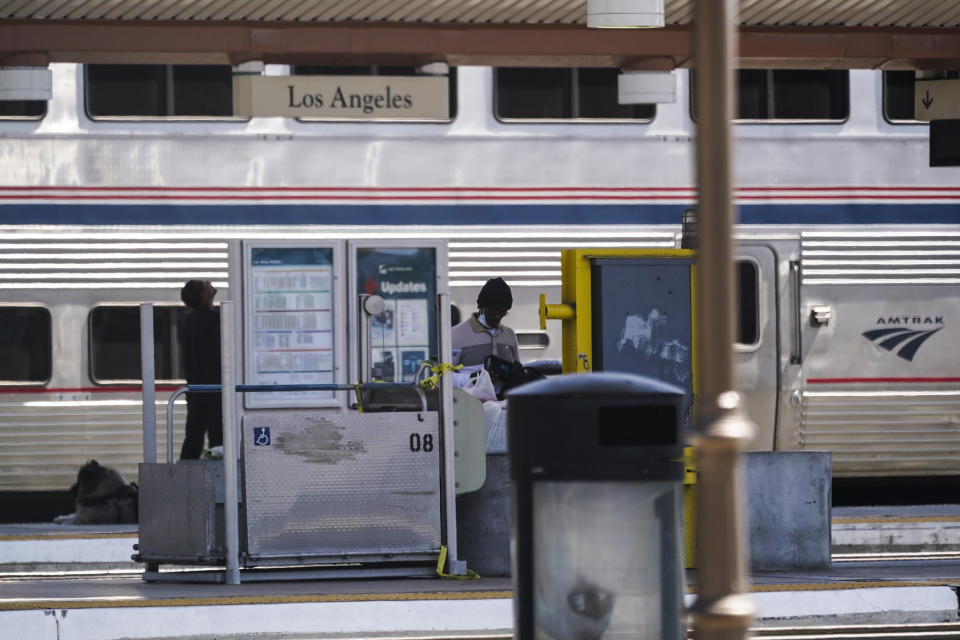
(253, 426, 271, 446)
(355, 247, 437, 382)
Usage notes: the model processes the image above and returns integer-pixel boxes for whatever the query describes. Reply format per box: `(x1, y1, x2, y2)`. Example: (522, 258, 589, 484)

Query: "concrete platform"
(0, 523, 138, 573)
(2, 562, 959, 639)
(3, 508, 960, 638)
(832, 505, 960, 556)
(8, 506, 960, 572)
(1, 574, 515, 640)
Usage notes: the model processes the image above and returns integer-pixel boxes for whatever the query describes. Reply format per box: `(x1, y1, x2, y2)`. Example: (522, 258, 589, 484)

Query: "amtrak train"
(0, 62, 958, 514)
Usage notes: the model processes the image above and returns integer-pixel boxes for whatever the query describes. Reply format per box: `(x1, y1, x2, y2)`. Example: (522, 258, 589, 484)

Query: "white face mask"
(477, 314, 498, 335)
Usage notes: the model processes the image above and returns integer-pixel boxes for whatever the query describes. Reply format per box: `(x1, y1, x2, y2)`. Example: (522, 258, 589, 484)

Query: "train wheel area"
(0, 492, 74, 525)
(833, 476, 960, 508)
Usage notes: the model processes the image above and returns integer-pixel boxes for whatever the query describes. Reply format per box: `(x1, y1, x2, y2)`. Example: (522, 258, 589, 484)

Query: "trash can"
(507, 372, 686, 640)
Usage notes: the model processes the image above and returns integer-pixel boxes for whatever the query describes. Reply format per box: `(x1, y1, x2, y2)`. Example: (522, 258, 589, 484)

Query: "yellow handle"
(538, 293, 576, 330)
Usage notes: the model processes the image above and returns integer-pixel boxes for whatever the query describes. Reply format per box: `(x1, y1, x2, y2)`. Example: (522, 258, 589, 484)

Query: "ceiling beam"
(1, 20, 958, 70)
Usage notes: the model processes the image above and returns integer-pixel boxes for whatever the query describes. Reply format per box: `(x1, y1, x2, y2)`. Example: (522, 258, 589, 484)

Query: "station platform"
(2, 506, 960, 639)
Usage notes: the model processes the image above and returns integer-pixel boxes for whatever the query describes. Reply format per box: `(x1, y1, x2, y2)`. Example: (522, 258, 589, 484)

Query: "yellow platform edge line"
(0, 533, 139, 542)
(832, 516, 960, 524)
(4, 580, 954, 612)
(748, 580, 955, 593)
(0, 590, 514, 611)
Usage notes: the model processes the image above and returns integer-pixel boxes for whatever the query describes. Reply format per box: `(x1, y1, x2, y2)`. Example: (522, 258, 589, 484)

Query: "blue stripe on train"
(1, 203, 959, 225)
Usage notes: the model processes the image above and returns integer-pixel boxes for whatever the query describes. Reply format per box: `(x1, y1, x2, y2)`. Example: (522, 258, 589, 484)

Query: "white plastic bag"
(451, 364, 484, 390)
(462, 368, 497, 403)
(483, 400, 509, 454)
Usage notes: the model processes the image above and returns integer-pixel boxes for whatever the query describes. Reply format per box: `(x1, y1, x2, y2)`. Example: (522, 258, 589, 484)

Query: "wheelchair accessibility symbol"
(253, 427, 271, 446)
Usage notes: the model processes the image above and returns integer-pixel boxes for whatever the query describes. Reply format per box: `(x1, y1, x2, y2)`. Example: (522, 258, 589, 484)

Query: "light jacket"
(451, 313, 519, 367)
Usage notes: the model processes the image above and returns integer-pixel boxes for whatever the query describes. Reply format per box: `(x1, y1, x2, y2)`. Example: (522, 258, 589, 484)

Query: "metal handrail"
(164, 382, 428, 464)
(165, 386, 189, 464)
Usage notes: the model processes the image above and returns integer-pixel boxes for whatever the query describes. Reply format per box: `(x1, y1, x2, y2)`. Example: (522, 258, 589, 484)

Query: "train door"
(792, 232, 960, 477)
(734, 244, 779, 451)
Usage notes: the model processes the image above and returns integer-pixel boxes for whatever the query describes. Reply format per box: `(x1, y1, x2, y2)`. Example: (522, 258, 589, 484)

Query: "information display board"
(354, 246, 439, 383)
(244, 243, 341, 408)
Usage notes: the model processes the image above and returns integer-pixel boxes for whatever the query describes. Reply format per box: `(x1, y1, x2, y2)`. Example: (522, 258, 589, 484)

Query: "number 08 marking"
(409, 433, 434, 452)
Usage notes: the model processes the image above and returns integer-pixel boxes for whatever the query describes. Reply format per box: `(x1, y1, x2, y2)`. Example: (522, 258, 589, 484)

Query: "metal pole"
(690, 0, 756, 637)
(437, 292, 465, 574)
(220, 300, 241, 585)
(140, 303, 156, 464)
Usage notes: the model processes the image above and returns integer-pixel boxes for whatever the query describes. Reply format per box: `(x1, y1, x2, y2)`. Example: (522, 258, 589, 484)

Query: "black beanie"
(181, 279, 205, 309)
(477, 277, 513, 309)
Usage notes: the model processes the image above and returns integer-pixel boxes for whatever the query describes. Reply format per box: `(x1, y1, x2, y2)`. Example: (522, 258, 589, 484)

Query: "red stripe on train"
(1, 186, 697, 193)
(2, 193, 958, 203)
(2, 185, 960, 193)
(0, 194, 698, 201)
(808, 377, 960, 384)
(0, 386, 182, 394)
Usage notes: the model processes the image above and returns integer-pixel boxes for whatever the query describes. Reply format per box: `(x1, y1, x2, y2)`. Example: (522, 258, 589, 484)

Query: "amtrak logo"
(862, 316, 944, 362)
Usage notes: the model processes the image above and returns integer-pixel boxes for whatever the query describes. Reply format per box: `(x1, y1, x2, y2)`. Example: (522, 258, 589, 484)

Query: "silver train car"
(0, 63, 958, 503)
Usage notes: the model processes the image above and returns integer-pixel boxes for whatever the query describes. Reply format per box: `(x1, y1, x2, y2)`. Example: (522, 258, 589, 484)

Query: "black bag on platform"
(484, 354, 546, 398)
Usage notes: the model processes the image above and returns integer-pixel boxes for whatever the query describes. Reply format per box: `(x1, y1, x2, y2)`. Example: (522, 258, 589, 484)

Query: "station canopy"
(1, 0, 959, 69)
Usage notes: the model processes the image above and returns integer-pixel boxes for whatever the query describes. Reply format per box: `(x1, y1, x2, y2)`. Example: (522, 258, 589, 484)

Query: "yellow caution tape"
(436, 544, 480, 580)
(418, 361, 463, 391)
(353, 382, 364, 413)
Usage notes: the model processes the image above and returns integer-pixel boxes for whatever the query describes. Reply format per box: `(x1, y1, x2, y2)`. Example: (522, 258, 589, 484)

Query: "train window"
(884, 70, 960, 123)
(85, 65, 234, 118)
(293, 65, 457, 121)
(691, 69, 849, 121)
(0, 307, 51, 384)
(883, 71, 917, 122)
(495, 68, 656, 121)
(0, 100, 45, 120)
(737, 261, 759, 346)
(89, 305, 189, 382)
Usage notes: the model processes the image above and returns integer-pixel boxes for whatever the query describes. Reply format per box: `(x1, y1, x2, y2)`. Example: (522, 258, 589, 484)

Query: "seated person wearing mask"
(451, 277, 520, 369)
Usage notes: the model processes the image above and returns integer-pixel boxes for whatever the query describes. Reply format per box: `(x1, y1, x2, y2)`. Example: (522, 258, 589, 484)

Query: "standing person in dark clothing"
(178, 279, 223, 460)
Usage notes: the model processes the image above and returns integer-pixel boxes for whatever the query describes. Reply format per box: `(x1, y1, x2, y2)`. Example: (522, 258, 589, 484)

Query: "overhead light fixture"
(618, 71, 676, 104)
(0, 67, 52, 101)
(418, 62, 449, 75)
(232, 61, 265, 75)
(587, 0, 664, 28)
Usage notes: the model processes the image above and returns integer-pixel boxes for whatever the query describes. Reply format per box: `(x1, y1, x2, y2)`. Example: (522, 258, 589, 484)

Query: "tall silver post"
(140, 303, 156, 464)
(437, 292, 465, 574)
(689, 0, 756, 638)
(220, 300, 241, 585)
